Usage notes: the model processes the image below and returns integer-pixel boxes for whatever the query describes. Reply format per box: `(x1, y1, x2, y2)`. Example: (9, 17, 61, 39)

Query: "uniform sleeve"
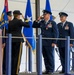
(69, 22, 74, 44)
(32, 21, 41, 28)
(19, 20, 30, 27)
(52, 21, 59, 44)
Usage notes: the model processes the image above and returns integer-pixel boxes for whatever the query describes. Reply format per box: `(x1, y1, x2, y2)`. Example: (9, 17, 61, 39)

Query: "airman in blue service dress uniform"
(8, 10, 30, 75)
(32, 10, 58, 74)
(57, 12, 74, 73)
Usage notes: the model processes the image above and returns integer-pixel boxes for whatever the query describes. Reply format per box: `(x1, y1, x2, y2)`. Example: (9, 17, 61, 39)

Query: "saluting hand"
(36, 16, 43, 22)
(36, 16, 41, 22)
(22, 14, 24, 19)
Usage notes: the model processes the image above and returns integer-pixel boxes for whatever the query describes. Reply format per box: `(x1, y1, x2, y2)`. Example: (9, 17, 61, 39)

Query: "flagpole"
(22, 34, 32, 49)
(22, 34, 32, 72)
(28, 47, 32, 73)
(35, 0, 40, 36)
(0, 29, 2, 75)
(35, 0, 41, 73)
(4, 0, 8, 12)
(35, 0, 40, 21)
(25, 45, 28, 72)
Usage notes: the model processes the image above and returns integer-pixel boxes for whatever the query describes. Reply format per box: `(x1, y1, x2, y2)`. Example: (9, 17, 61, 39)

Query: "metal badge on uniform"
(65, 24, 69, 30)
(48, 22, 52, 28)
(46, 22, 52, 30)
(46, 27, 48, 30)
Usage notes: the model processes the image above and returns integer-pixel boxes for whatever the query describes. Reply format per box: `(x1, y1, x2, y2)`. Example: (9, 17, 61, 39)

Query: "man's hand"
(52, 43, 56, 47)
(22, 14, 24, 19)
(36, 16, 43, 22)
(35, 16, 41, 22)
(70, 44, 73, 47)
(2, 43, 5, 48)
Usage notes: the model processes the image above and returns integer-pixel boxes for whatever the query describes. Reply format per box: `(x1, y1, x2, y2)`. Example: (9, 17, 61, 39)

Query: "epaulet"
(66, 21, 73, 25)
(50, 20, 56, 24)
(58, 22, 61, 24)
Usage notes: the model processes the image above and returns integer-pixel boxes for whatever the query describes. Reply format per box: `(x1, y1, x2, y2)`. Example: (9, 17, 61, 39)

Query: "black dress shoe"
(3, 71, 6, 74)
(42, 71, 53, 74)
(11, 74, 18, 75)
(59, 71, 64, 74)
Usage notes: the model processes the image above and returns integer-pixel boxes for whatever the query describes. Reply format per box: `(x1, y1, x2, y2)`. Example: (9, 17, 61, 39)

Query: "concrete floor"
(18, 72, 74, 75)
(3, 72, 74, 75)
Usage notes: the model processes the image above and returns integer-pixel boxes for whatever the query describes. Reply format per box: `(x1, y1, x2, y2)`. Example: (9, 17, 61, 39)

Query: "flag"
(23, 0, 36, 50)
(45, 0, 52, 20)
(0, 0, 8, 29)
(5, 0, 8, 12)
(0, 7, 8, 29)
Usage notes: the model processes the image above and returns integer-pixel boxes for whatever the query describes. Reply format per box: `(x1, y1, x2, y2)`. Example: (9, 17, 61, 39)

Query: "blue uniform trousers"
(59, 47, 65, 72)
(42, 46, 54, 72)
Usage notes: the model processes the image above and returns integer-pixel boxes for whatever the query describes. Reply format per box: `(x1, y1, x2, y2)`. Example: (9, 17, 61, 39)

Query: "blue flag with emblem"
(23, 0, 36, 50)
(45, 0, 52, 20)
(0, 6, 8, 29)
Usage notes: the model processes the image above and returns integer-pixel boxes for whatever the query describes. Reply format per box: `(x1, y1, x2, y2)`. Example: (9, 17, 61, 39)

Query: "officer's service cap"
(7, 11, 12, 16)
(43, 10, 52, 15)
(13, 10, 22, 15)
(59, 12, 68, 17)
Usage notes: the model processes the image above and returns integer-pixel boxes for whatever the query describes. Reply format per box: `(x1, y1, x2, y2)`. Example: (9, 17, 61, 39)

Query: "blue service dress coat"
(33, 19, 59, 72)
(32, 20, 59, 46)
(57, 21, 74, 48)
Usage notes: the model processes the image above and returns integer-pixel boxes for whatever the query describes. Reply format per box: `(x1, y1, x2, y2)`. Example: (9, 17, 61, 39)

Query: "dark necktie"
(61, 23, 63, 28)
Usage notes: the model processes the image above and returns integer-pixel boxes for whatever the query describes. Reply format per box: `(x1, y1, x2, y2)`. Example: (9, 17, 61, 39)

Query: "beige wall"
(0, 0, 74, 23)
(0, 0, 35, 20)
